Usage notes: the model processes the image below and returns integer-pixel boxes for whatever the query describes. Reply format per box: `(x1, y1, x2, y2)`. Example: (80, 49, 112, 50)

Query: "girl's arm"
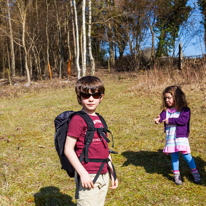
(154, 115, 160, 124)
(64, 136, 94, 189)
(108, 154, 118, 189)
(168, 107, 190, 125)
(154, 111, 165, 124)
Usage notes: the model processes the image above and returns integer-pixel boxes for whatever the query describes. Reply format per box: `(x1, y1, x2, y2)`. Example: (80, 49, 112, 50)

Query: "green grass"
(0, 70, 206, 205)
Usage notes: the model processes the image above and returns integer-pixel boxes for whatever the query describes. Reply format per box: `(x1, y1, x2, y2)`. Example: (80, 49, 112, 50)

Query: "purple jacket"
(159, 107, 190, 138)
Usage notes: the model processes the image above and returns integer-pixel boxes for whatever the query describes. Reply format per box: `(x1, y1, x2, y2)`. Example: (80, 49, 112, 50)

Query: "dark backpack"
(54, 110, 116, 184)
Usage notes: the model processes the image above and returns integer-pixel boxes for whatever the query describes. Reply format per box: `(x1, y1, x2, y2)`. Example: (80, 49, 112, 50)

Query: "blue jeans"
(171, 152, 196, 171)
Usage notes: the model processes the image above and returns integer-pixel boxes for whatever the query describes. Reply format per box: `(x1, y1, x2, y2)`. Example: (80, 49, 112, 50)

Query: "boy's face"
(78, 90, 103, 115)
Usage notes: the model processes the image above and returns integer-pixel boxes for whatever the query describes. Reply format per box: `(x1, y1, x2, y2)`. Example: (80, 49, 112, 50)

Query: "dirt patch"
(0, 76, 78, 99)
(0, 69, 138, 99)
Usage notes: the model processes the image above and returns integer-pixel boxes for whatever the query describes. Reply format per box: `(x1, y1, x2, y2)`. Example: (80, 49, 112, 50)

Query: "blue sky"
(104, 0, 205, 58)
(181, 0, 205, 56)
(148, 0, 205, 57)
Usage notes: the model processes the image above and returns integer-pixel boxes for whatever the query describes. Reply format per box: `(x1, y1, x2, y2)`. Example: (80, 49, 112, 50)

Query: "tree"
(73, 0, 81, 78)
(198, 0, 206, 53)
(7, 0, 15, 77)
(145, 0, 157, 64)
(88, 0, 95, 75)
(54, 0, 63, 79)
(82, 0, 86, 76)
(155, 0, 191, 57)
(46, 0, 51, 78)
(16, 0, 31, 84)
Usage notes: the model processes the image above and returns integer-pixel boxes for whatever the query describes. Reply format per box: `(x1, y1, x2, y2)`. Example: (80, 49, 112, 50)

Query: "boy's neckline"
(81, 109, 97, 116)
(88, 114, 97, 116)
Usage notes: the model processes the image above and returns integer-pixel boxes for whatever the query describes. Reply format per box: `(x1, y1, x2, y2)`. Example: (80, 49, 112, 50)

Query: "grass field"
(0, 68, 206, 205)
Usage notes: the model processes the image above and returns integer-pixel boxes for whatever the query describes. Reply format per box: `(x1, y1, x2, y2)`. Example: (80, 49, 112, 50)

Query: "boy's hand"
(154, 115, 160, 124)
(80, 172, 94, 189)
(110, 176, 118, 189)
(107, 154, 118, 189)
(163, 118, 169, 124)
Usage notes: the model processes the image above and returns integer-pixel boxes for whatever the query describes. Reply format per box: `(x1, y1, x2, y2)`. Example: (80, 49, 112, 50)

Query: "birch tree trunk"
(70, 0, 76, 60)
(6, 40, 11, 75)
(22, 15, 30, 83)
(73, 0, 81, 79)
(88, 0, 95, 75)
(2, 46, 6, 78)
(66, 2, 71, 61)
(46, 0, 51, 76)
(29, 51, 32, 77)
(19, 27, 24, 76)
(17, 0, 31, 83)
(82, 0, 86, 76)
(7, 0, 15, 77)
(54, 0, 63, 79)
(81, 25, 83, 70)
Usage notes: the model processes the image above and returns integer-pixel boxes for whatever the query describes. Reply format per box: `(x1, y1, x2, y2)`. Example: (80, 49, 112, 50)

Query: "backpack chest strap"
(87, 127, 113, 145)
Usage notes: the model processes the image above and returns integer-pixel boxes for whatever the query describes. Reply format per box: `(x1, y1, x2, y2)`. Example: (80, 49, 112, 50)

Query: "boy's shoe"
(173, 172, 183, 185)
(191, 170, 201, 184)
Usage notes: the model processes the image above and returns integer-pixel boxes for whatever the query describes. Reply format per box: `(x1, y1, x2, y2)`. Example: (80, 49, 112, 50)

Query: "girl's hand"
(80, 172, 94, 189)
(154, 115, 160, 124)
(163, 118, 169, 124)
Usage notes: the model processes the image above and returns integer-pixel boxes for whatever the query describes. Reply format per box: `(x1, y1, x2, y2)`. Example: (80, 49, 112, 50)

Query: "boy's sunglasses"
(80, 92, 102, 99)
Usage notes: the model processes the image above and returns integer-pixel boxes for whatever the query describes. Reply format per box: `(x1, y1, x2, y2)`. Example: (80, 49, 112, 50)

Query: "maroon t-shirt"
(67, 114, 109, 174)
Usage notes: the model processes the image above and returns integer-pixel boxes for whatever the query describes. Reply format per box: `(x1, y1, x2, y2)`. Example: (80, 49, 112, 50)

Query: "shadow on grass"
(34, 186, 75, 206)
(122, 150, 206, 186)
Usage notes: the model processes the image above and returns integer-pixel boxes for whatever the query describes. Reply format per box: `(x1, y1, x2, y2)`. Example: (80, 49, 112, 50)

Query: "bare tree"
(82, 0, 86, 76)
(54, 0, 63, 79)
(73, 0, 81, 79)
(88, 0, 95, 75)
(16, 0, 31, 84)
(66, 1, 71, 62)
(70, 0, 76, 60)
(46, 0, 51, 78)
(7, 0, 15, 77)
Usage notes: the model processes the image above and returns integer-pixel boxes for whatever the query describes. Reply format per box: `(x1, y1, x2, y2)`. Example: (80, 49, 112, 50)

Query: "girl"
(154, 86, 201, 185)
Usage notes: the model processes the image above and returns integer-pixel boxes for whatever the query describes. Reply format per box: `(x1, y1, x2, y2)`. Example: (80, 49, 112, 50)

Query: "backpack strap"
(89, 157, 117, 184)
(96, 113, 114, 148)
(75, 111, 114, 162)
(74, 111, 95, 163)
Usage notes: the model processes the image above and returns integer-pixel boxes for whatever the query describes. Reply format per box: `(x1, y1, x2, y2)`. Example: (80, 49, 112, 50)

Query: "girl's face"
(164, 93, 175, 108)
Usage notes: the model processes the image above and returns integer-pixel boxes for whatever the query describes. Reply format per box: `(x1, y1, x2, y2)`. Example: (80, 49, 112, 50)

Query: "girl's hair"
(75, 76, 105, 105)
(162, 86, 188, 111)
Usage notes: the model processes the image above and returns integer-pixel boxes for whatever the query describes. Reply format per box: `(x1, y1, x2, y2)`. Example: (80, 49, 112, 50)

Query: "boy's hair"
(162, 85, 188, 111)
(75, 76, 105, 105)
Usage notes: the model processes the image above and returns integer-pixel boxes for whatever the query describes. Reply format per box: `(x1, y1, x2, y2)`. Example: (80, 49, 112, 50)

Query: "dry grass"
(0, 67, 206, 205)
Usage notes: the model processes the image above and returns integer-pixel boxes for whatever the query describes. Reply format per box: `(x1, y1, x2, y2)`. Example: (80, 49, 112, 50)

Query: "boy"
(64, 76, 118, 206)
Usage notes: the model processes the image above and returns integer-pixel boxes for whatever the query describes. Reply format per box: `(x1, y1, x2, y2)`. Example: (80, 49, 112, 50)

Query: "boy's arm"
(64, 135, 94, 189)
(108, 154, 118, 189)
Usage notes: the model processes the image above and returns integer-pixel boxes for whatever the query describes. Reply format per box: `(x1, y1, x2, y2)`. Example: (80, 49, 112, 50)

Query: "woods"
(0, 0, 203, 82)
